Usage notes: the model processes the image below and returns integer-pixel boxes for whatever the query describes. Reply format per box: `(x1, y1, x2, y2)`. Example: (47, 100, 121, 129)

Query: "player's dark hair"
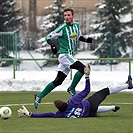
(64, 8, 74, 15)
(54, 100, 67, 113)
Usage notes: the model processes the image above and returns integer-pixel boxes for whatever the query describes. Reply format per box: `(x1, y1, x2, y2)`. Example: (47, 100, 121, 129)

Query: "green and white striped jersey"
(45, 22, 82, 56)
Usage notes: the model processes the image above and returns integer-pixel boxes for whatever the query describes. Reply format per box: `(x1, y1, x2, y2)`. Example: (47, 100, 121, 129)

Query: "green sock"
(69, 71, 84, 91)
(39, 82, 55, 99)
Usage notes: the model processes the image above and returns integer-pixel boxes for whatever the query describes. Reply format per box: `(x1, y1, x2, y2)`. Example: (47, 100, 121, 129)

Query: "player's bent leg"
(34, 71, 67, 109)
(67, 71, 84, 96)
(70, 61, 85, 73)
(34, 82, 55, 109)
(68, 61, 85, 96)
(53, 71, 67, 87)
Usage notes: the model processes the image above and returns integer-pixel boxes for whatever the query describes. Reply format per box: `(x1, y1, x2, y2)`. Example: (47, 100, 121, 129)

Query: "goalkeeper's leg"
(108, 75, 132, 94)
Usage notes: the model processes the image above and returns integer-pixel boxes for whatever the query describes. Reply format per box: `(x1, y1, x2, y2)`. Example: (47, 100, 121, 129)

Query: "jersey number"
(70, 108, 82, 118)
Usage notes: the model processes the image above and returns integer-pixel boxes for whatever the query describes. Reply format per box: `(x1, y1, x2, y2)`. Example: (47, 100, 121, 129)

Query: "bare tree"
(26, 0, 38, 50)
(29, 0, 37, 32)
(131, 2, 133, 57)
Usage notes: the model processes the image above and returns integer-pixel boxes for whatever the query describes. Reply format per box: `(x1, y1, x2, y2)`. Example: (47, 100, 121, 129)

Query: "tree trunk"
(29, 0, 37, 32)
(131, 2, 133, 57)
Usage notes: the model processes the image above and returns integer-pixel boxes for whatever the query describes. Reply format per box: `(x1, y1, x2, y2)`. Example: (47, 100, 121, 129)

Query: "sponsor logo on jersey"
(70, 33, 77, 40)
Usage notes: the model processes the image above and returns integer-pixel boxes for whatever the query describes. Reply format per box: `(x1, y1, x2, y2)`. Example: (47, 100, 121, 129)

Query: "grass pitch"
(0, 91, 133, 133)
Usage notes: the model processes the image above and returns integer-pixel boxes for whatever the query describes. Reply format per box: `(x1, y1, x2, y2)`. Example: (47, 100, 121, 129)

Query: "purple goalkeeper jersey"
(31, 80, 91, 118)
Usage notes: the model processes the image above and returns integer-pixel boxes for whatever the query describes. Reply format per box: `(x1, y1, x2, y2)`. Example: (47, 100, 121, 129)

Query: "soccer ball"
(0, 106, 12, 119)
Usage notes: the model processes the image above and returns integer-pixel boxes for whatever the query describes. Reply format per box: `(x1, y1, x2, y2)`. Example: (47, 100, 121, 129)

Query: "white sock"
(108, 84, 128, 94)
(97, 106, 115, 113)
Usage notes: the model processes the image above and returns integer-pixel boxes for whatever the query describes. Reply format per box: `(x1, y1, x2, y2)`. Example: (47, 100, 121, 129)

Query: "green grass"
(0, 92, 133, 133)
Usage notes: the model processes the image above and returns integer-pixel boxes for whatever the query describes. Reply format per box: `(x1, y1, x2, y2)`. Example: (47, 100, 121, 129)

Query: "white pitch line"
(103, 103, 133, 105)
(0, 102, 133, 107)
(0, 102, 53, 107)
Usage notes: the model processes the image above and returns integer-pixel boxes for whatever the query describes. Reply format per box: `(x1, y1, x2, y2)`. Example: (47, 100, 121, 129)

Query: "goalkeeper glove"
(84, 64, 91, 79)
(50, 43, 57, 54)
(18, 105, 32, 117)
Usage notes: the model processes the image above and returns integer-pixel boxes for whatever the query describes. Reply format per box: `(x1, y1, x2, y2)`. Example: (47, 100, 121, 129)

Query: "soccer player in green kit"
(34, 8, 93, 109)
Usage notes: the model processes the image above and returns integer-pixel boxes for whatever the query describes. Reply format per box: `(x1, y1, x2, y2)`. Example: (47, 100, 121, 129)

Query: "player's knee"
(79, 67, 85, 74)
(53, 78, 63, 87)
(52, 71, 67, 87)
(70, 61, 85, 74)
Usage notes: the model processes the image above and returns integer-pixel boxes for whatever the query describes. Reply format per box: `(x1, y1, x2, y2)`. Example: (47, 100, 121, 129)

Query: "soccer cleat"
(34, 94, 41, 109)
(113, 106, 120, 112)
(84, 64, 91, 78)
(126, 75, 133, 89)
(67, 88, 76, 96)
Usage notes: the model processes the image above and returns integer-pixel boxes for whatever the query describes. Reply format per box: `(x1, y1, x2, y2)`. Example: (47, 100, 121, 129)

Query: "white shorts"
(57, 54, 78, 75)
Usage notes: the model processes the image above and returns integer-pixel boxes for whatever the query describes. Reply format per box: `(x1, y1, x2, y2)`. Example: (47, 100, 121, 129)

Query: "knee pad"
(53, 71, 67, 87)
(70, 61, 85, 74)
(53, 77, 63, 87)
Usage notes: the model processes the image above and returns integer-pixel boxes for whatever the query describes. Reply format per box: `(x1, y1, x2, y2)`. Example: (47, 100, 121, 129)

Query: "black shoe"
(113, 106, 120, 112)
(126, 75, 133, 89)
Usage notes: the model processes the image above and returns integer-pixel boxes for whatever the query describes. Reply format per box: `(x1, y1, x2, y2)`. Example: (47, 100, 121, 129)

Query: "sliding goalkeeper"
(18, 64, 132, 118)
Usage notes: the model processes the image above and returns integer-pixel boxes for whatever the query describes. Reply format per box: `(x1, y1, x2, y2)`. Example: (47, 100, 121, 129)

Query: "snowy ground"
(0, 50, 133, 92)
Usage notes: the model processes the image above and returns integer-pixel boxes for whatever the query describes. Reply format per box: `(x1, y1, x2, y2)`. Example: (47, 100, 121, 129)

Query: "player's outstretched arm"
(79, 36, 93, 43)
(47, 39, 57, 54)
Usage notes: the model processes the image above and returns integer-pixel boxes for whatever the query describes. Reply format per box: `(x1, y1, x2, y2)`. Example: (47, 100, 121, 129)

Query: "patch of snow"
(0, 51, 133, 92)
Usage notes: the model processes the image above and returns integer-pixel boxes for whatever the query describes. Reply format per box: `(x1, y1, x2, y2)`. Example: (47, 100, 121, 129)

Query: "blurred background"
(0, 0, 133, 68)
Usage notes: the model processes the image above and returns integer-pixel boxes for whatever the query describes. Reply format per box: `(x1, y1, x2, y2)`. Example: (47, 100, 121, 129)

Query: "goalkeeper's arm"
(18, 106, 58, 118)
(31, 112, 58, 118)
